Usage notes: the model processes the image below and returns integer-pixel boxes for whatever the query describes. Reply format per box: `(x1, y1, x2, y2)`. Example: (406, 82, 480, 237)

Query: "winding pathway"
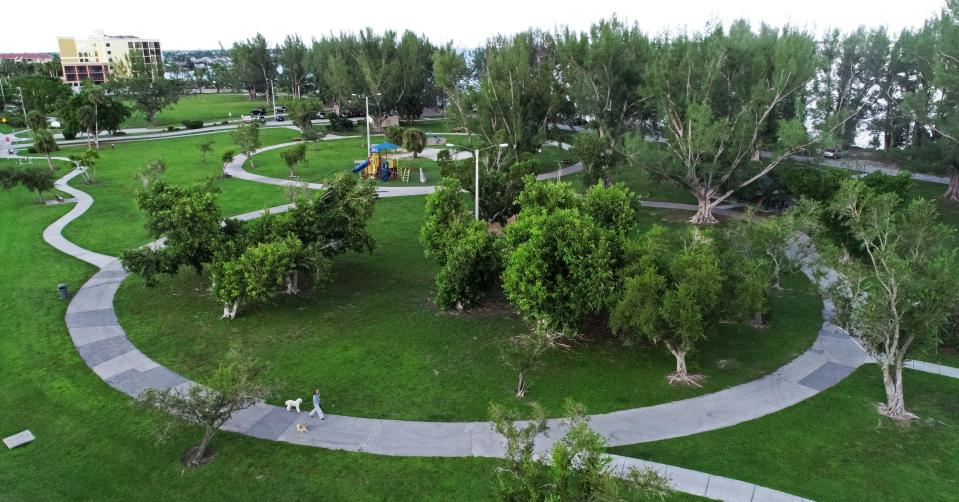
(35, 139, 955, 501)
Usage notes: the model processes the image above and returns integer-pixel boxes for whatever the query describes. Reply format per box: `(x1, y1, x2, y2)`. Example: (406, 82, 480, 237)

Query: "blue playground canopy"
(371, 142, 399, 152)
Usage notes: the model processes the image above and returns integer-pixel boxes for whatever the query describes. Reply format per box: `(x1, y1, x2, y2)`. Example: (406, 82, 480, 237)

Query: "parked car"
(274, 114, 286, 122)
(250, 108, 266, 116)
(275, 105, 287, 113)
(313, 111, 327, 120)
(241, 114, 254, 123)
(823, 148, 842, 159)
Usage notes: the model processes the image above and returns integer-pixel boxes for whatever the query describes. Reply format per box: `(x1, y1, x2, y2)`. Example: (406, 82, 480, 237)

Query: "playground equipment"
(352, 142, 399, 182)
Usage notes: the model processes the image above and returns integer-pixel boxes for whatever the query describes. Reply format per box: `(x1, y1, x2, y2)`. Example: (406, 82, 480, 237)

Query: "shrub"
(220, 120, 229, 125)
(182, 120, 204, 130)
(326, 113, 355, 133)
(112, 131, 127, 136)
(166, 126, 177, 132)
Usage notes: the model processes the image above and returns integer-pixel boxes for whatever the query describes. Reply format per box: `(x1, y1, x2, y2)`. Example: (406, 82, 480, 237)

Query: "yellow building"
(57, 31, 162, 88)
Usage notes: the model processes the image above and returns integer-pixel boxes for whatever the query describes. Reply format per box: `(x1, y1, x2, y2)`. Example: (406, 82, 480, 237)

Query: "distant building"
(0, 53, 54, 64)
(57, 31, 162, 88)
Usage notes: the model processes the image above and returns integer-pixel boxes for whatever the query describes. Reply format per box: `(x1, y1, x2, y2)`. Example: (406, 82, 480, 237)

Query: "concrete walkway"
(40, 140, 957, 501)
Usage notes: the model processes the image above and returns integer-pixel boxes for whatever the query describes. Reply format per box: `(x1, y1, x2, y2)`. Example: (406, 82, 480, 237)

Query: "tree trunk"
(751, 311, 766, 328)
(147, 110, 156, 124)
(943, 168, 959, 202)
(192, 426, 216, 466)
(221, 300, 240, 320)
(689, 192, 719, 225)
(665, 340, 702, 386)
(285, 271, 299, 294)
(879, 362, 916, 421)
(516, 368, 526, 398)
(248, 155, 256, 169)
(46, 154, 54, 172)
(36, 189, 45, 203)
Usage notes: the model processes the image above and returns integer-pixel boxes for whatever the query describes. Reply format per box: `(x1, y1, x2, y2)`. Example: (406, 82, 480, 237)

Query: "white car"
(241, 115, 254, 123)
(823, 149, 842, 159)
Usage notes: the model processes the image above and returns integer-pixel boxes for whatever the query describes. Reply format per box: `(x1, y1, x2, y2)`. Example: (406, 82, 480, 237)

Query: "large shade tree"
(821, 179, 958, 420)
(631, 22, 818, 224)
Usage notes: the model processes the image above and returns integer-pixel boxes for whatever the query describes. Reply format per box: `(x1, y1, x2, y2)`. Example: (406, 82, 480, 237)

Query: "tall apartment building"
(57, 31, 162, 88)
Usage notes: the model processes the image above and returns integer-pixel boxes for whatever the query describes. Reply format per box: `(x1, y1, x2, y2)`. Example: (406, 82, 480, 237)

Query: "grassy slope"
(0, 185, 501, 500)
(118, 193, 822, 421)
(120, 93, 271, 129)
(610, 367, 959, 502)
(60, 129, 296, 255)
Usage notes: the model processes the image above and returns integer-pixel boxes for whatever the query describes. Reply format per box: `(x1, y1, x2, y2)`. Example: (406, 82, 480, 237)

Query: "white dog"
(285, 398, 303, 412)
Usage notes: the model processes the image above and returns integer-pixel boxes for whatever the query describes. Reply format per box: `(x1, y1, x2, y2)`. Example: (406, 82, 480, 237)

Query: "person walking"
(309, 389, 325, 420)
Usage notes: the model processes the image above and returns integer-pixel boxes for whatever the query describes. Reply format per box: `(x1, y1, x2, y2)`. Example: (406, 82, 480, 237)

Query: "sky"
(5, 0, 946, 52)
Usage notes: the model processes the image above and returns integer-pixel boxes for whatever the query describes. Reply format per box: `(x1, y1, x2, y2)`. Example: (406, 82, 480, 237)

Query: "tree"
(211, 236, 302, 319)
(502, 180, 633, 332)
(277, 35, 307, 99)
(421, 179, 501, 310)
(384, 125, 406, 145)
(279, 143, 307, 178)
(557, 18, 651, 184)
(502, 319, 567, 397)
(229, 34, 276, 101)
(10, 75, 71, 114)
(32, 128, 59, 171)
(611, 228, 725, 385)
(67, 149, 99, 184)
(288, 99, 323, 135)
(127, 181, 224, 276)
(18, 166, 56, 203)
(820, 179, 958, 420)
(632, 23, 818, 224)
(401, 127, 426, 158)
(435, 31, 565, 164)
(136, 159, 166, 188)
(25, 110, 46, 133)
(231, 122, 261, 168)
(107, 56, 185, 124)
(139, 345, 273, 467)
(197, 139, 215, 165)
(489, 400, 671, 501)
(58, 85, 130, 146)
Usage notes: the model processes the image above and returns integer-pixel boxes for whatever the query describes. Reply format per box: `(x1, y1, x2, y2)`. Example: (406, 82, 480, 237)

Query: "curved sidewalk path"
(39, 142, 950, 500)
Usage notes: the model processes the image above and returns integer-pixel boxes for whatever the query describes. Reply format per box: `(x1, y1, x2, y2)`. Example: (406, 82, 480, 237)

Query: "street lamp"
(352, 92, 381, 155)
(446, 142, 509, 220)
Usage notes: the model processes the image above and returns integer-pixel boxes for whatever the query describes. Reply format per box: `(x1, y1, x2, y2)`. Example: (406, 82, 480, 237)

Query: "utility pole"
(17, 86, 27, 121)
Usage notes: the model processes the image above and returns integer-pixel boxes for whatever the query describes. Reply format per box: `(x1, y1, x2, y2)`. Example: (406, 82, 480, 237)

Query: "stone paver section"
(43, 141, 959, 502)
(3, 430, 36, 449)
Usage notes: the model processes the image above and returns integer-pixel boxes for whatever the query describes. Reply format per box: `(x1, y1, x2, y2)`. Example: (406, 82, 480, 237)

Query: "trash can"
(58, 283, 69, 299)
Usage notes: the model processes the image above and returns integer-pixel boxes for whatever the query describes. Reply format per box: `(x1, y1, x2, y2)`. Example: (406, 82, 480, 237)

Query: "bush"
(25, 146, 38, 154)
(166, 126, 177, 132)
(778, 163, 850, 201)
(4, 116, 26, 128)
(220, 120, 229, 125)
(112, 131, 127, 136)
(182, 120, 204, 130)
(326, 113, 355, 133)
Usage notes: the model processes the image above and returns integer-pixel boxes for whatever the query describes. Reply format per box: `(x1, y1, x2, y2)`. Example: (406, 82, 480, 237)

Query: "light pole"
(352, 92, 381, 155)
(16, 86, 27, 122)
(446, 142, 508, 220)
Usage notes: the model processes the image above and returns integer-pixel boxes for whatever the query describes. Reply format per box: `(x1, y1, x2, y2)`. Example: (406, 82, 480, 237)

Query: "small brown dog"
(296, 423, 309, 433)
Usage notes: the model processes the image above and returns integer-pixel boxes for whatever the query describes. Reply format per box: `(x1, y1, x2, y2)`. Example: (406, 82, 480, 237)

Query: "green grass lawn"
(117, 193, 822, 421)
(609, 367, 959, 502)
(0, 184, 516, 500)
(120, 93, 272, 129)
(60, 129, 297, 255)
(250, 137, 443, 186)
